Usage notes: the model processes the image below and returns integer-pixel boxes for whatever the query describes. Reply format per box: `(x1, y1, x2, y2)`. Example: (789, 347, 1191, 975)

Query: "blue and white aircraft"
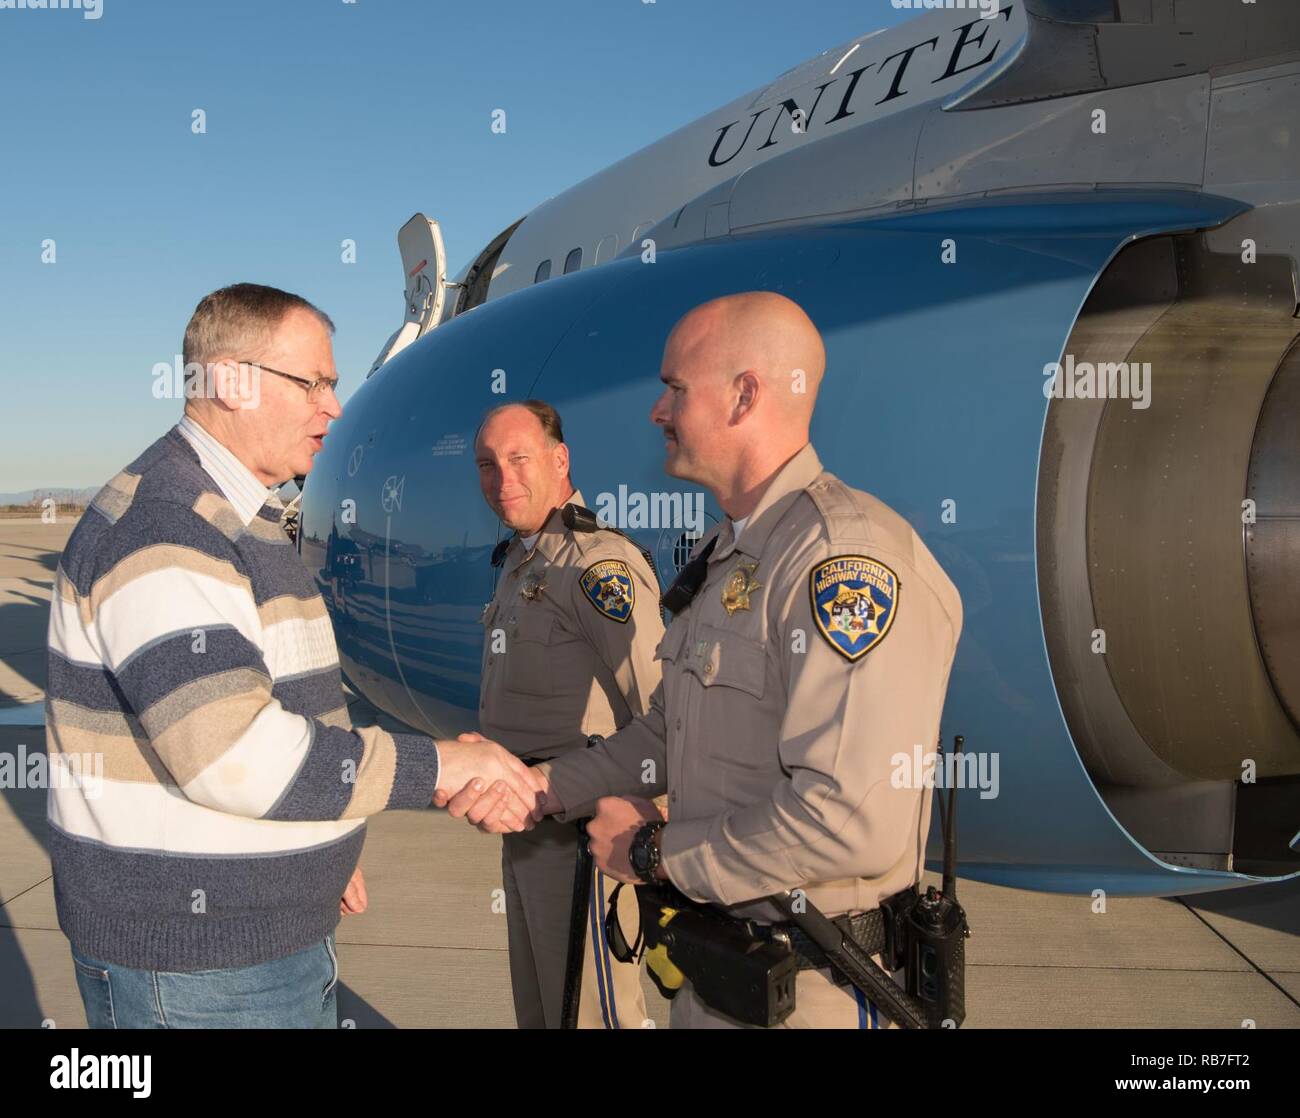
(299, 1, 1300, 897)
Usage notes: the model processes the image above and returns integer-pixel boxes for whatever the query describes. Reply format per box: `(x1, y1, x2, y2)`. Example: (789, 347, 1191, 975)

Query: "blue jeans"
(71, 935, 339, 1029)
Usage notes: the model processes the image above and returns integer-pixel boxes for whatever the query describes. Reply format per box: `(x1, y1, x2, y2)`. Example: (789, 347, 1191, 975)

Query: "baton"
(559, 819, 594, 1029)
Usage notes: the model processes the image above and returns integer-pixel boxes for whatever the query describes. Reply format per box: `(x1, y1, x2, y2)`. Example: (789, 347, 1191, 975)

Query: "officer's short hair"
(182, 283, 335, 376)
(476, 399, 565, 448)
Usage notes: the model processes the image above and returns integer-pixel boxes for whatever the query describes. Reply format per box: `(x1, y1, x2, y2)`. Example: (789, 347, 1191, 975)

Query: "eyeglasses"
(242, 361, 340, 402)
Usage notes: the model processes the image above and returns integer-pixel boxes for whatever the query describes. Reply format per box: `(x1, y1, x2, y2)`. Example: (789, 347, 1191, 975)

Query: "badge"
(519, 572, 547, 601)
(721, 562, 762, 615)
(580, 559, 635, 622)
(809, 555, 900, 661)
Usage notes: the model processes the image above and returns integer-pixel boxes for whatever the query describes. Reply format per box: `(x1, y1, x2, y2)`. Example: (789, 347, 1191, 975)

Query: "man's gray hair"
(182, 283, 334, 373)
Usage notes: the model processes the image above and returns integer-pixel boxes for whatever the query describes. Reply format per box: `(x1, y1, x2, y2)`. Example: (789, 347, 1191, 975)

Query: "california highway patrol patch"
(809, 555, 899, 661)
(580, 559, 635, 623)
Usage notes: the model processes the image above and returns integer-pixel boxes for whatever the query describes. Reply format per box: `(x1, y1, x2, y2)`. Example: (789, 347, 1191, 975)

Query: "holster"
(612, 880, 967, 1029)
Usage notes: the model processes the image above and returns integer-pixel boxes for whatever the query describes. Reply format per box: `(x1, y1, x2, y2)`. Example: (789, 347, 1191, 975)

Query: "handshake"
(431, 733, 553, 834)
(431, 733, 668, 885)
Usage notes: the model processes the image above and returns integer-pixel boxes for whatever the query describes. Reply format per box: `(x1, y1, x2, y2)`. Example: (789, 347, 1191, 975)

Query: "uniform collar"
(711, 444, 822, 565)
(502, 488, 584, 576)
(175, 413, 283, 526)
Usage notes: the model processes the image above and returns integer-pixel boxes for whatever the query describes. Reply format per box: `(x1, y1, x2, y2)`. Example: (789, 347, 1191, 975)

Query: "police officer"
(446, 294, 963, 1028)
(470, 400, 663, 1029)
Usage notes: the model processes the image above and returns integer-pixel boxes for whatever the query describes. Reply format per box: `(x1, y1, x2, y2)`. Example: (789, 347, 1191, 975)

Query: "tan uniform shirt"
(540, 446, 963, 923)
(479, 491, 665, 759)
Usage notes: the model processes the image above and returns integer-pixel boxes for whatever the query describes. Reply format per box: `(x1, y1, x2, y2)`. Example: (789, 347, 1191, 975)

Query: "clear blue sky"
(0, 0, 911, 492)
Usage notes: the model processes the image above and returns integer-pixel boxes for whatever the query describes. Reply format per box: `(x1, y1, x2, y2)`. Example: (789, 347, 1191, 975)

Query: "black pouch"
(879, 884, 920, 973)
(605, 882, 798, 1026)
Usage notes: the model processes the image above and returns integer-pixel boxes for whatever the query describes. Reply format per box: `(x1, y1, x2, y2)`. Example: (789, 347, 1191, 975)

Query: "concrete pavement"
(2, 516, 1296, 1028)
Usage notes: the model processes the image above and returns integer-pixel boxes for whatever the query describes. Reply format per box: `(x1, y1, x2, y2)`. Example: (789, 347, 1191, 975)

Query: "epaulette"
(490, 538, 511, 568)
(805, 474, 876, 548)
(562, 503, 660, 585)
(561, 503, 600, 533)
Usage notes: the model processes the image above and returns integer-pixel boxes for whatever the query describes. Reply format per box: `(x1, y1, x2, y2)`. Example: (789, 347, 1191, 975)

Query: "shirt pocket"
(688, 623, 767, 700)
(503, 609, 556, 698)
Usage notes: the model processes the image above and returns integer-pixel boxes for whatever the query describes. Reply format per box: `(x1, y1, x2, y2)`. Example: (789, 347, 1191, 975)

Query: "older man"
(47, 283, 541, 1029)
(445, 292, 963, 1029)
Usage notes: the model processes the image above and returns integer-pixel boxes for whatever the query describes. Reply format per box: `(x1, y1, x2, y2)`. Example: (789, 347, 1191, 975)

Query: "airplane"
(297, 1, 1300, 898)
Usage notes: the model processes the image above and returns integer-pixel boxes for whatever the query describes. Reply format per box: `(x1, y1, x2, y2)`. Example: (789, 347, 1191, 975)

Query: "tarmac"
(1, 516, 1296, 1028)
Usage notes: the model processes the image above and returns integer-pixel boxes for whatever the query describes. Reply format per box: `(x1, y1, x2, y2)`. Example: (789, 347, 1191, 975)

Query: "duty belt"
(752, 907, 888, 977)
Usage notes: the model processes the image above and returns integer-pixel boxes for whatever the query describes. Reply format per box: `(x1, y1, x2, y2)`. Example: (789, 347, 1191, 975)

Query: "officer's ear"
(733, 370, 761, 424)
(552, 439, 571, 479)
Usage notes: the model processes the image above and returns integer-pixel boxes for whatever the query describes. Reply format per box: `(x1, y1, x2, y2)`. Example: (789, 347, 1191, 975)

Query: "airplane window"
(534, 259, 551, 283)
(595, 234, 618, 264)
(564, 247, 582, 275)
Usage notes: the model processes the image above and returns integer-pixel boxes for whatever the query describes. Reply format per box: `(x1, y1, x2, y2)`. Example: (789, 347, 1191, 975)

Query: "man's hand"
(435, 733, 559, 833)
(586, 796, 666, 884)
(433, 733, 547, 833)
(340, 865, 368, 916)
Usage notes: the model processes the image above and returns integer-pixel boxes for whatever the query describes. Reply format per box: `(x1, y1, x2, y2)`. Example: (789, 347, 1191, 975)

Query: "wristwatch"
(629, 820, 666, 884)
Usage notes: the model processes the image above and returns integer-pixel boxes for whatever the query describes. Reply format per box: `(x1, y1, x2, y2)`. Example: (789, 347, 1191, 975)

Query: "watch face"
(631, 841, 650, 872)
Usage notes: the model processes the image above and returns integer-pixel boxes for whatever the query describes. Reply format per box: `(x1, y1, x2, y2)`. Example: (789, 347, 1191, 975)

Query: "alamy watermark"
(891, 742, 999, 800)
(594, 486, 705, 534)
(1, 0, 103, 18)
(1043, 354, 1152, 410)
(1, 746, 104, 798)
(50, 1051, 149, 1097)
(891, 0, 1000, 19)
(152, 357, 261, 409)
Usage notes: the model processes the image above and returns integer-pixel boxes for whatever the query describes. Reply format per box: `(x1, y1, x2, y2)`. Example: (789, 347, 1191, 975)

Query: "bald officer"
(472, 400, 663, 1029)
(444, 293, 962, 1029)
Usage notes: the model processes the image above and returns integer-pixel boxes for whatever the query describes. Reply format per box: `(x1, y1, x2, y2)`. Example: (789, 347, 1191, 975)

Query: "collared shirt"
(176, 413, 283, 526)
(479, 489, 665, 760)
(540, 444, 964, 922)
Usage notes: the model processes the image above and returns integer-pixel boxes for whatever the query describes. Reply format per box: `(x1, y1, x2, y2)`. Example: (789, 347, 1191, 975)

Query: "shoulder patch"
(580, 559, 635, 623)
(809, 555, 900, 662)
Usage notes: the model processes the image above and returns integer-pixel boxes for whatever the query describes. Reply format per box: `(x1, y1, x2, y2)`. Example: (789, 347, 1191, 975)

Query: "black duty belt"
(752, 907, 887, 977)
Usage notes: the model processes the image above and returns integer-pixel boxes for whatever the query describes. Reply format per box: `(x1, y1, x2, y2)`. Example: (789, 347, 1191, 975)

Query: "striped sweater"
(46, 424, 440, 971)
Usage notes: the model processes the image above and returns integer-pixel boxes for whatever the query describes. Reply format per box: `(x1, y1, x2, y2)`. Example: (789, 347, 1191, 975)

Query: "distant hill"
(0, 486, 99, 506)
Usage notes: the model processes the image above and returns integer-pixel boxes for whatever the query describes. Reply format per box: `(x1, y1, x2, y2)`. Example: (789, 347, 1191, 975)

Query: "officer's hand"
(587, 796, 665, 884)
(433, 737, 546, 831)
(445, 778, 534, 834)
(434, 733, 558, 830)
